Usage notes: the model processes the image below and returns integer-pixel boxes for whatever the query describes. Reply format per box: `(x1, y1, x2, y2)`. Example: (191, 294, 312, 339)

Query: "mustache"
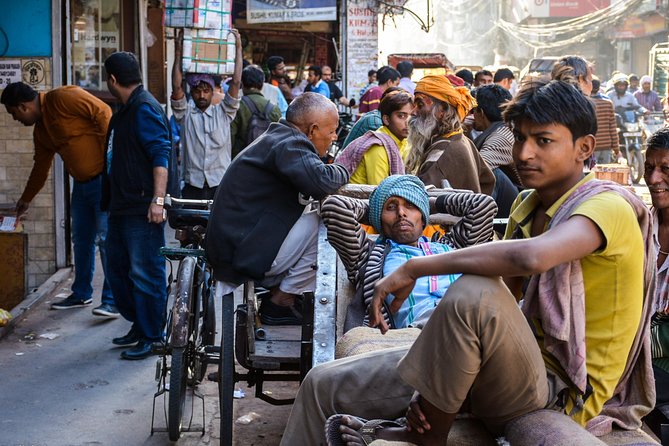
(392, 219, 415, 229)
(515, 162, 540, 170)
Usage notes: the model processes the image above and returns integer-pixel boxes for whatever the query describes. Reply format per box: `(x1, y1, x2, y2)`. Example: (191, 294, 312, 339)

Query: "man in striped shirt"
(590, 77, 619, 164)
(472, 84, 522, 218)
(320, 174, 497, 329)
(359, 67, 401, 114)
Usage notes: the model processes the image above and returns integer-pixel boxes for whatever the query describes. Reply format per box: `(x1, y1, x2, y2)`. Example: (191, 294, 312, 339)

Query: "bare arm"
(369, 215, 605, 333)
(226, 29, 243, 100)
(171, 29, 184, 100)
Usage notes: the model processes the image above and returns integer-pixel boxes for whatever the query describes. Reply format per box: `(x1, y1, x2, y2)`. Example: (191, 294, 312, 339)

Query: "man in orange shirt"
(1, 82, 117, 318)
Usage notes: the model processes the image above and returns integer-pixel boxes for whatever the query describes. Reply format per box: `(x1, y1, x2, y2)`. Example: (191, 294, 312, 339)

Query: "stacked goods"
(165, 0, 231, 29)
(165, 0, 235, 75)
(182, 29, 235, 74)
(592, 163, 630, 185)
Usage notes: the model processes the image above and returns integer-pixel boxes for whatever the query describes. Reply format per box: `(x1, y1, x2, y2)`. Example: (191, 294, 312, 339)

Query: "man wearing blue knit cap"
(279, 175, 496, 442)
(321, 174, 497, 329)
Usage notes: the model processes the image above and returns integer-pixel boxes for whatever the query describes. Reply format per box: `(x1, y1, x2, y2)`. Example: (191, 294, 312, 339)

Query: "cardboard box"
(593, 163, 630, 185)
(0, 232, 27, 311)
(183, 28, 235, 74)
(165, 0, 232, 29)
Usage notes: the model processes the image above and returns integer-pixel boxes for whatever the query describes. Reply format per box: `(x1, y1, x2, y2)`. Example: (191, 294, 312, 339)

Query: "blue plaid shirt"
(383, 236, 461, 328)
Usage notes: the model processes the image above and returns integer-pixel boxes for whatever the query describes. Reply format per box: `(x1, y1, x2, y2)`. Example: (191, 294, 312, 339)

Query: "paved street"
(0, 254, 296, 446)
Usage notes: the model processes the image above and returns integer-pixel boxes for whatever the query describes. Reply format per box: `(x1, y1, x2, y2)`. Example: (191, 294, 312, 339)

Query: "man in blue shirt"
(304, 65, 330, 98)
(102, 52, 172, 360)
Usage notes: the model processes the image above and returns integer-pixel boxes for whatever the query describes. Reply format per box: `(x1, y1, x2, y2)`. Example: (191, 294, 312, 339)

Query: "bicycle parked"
(151, 195, 217, 441)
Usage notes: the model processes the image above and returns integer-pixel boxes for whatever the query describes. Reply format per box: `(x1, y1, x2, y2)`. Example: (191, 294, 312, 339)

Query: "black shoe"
(259, 298, 303, 326)
(51, 294, 93, 310)
(112, 327, 140, 346)
(120, 340, 157, 360)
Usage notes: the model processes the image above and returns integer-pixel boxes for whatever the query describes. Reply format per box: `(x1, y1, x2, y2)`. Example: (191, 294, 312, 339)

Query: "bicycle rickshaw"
(152, 189, 660, 445)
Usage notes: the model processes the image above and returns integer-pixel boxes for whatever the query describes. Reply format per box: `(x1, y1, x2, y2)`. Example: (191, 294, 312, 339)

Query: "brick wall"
(0, 111, 56, 290)
(0, 90, 58, 291)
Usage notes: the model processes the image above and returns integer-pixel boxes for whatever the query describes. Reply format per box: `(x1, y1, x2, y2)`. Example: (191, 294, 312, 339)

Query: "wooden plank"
(336, 258, 355, 341)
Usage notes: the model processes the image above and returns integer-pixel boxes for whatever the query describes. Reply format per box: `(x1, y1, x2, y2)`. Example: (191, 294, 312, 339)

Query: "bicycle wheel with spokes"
(167, 256, 196, 441)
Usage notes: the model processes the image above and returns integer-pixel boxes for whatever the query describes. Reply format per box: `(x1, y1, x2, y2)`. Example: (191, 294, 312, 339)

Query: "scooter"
(615, 107, 644, 184)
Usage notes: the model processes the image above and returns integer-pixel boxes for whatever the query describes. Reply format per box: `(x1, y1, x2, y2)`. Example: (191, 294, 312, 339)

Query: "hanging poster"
(247, 0, 336, 24)
(346, 2, 378, 103)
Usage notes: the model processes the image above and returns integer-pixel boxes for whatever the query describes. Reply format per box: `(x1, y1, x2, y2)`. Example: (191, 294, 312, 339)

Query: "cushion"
(335, 326, 421, 359)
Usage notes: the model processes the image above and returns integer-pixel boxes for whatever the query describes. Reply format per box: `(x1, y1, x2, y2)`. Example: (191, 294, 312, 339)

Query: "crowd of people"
(5, 34, 669, 443)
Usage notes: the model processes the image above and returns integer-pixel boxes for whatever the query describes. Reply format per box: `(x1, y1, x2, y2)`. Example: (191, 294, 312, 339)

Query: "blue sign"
(0, 0, 52, 57)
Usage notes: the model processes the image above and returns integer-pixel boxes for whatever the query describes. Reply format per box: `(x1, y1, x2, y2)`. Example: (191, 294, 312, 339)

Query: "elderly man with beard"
(405, 75, 495, 194)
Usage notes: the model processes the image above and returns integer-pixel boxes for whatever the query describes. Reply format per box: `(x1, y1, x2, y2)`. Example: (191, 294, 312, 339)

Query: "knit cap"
(369, 175, 430, 237)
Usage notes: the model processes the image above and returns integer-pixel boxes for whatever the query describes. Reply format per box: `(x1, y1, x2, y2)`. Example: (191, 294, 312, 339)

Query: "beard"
(406, 110, 441, 172)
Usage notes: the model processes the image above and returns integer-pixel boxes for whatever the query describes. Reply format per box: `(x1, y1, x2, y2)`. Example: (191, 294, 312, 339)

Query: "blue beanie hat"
(369, 175, 430, 236)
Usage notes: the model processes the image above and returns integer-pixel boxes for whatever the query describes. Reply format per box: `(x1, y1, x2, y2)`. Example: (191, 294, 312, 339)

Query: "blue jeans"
(70, 176, 113, 305)
(106, 215, 167, 341)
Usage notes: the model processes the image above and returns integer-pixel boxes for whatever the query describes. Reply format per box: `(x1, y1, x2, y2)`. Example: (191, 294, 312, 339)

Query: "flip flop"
(325, 414, 404, 446)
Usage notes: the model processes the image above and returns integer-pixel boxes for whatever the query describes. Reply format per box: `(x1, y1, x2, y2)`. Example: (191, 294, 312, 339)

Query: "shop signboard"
(247, 0, 336, 24)
(0, 60, 22, 90)
(346, 1, 378, 102)
(511, 0, 610, 20)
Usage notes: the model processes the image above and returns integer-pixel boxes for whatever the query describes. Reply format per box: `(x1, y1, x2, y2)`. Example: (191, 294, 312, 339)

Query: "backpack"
(241, 95, 275, 145)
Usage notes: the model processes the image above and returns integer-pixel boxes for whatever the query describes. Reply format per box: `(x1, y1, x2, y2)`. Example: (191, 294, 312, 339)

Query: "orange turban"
(415, 75, 477, 121)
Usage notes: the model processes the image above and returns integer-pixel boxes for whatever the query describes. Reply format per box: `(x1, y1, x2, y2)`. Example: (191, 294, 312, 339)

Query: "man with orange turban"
(405, 75, 495, 194)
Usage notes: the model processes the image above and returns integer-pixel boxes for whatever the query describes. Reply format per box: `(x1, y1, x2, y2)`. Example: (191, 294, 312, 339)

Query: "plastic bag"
(0, 308, 12, 327)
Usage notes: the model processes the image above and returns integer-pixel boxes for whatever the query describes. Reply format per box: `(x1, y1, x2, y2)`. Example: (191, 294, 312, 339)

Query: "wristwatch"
(152, 196, 165, 206)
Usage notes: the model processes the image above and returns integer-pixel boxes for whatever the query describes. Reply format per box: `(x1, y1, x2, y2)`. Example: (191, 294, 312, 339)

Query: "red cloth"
(359, 86, 383, 113)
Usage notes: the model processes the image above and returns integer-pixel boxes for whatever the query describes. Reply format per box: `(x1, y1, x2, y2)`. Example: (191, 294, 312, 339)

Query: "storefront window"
(71, 0, 121, 90)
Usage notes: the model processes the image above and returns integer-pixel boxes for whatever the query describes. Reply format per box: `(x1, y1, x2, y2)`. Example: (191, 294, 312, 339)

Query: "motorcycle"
(615, 107, 644, 184)
(642, 111, 666, 141)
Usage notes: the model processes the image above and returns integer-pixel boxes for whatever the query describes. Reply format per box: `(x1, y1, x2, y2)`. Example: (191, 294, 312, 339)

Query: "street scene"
(2, 0, 669, 445)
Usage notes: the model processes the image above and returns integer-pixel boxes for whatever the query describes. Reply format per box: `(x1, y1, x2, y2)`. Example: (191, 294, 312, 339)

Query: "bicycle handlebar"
(164, 194, 213, 209)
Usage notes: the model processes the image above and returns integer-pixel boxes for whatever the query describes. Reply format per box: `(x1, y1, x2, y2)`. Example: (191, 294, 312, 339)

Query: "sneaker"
(92, 303, 120, 318)
(259, 298, 303, 326)
(51, 294, 93, 310)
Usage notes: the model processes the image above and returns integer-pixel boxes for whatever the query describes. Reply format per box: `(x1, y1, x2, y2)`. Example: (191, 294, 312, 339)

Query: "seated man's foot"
(325, 414, 422, 446)
(259, 297, 303, 326)
(50, 294, 93, 310)
(92, 303, 120, 318)
(120, 340, 158, 360)
(112, 327, 140, 346)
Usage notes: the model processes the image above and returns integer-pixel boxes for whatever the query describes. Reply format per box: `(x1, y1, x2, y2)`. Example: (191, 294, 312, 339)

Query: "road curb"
(0, 267, 72, 340)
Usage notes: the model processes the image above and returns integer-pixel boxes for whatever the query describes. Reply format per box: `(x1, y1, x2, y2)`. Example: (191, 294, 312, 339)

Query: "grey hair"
(405, 100, 461, 173)
(286, 92, 337, 127)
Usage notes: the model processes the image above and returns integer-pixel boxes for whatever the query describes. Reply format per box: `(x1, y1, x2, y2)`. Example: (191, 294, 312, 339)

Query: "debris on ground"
(235, 411, 261, 425)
